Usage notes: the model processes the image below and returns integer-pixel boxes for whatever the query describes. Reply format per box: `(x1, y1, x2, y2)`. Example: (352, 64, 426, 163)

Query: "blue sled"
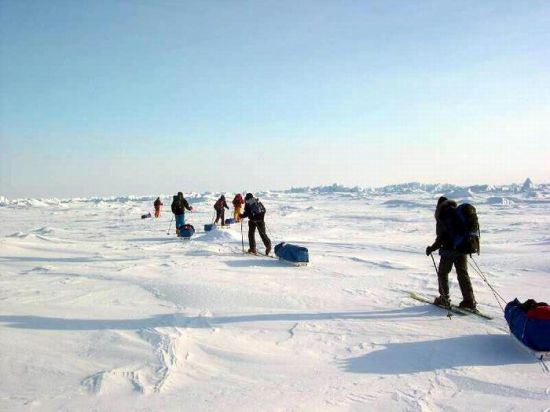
(204, 223, 215, 232)
(178, 224, 195, 238)
(225, 218, 236, 225)
(505, 299, 550, 352)
(274, 242, 309, 265)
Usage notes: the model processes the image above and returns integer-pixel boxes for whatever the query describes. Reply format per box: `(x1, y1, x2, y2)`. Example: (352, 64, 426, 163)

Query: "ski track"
(1, 190, 549, 411)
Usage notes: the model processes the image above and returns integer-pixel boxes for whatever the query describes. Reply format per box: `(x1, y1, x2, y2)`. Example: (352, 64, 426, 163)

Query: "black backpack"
(248, 198, 266, 217)
(451, 203, 480, 255)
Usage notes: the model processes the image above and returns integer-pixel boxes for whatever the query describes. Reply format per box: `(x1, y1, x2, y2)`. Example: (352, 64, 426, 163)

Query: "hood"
(435, 199, 457, 220)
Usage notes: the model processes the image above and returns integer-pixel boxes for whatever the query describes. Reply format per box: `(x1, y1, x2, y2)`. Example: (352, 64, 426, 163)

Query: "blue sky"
(1, 0, 549, 197)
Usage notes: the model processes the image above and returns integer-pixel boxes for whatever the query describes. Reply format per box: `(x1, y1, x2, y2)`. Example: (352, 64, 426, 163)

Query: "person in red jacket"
(153, 197, 163, 218)
(214, 195, 229, 226)
(232, 193, 244, 222)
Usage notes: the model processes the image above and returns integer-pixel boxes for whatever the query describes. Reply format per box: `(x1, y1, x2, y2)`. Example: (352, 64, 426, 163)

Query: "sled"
(274, 242, 309, 266)
(505, 299, 550, 353)
(177, 224, 195, 239)
(509, 330, 550, 362)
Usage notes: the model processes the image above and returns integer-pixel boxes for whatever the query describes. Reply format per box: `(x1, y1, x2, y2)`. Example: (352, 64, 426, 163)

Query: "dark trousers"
(438, 253, 476, 303)
(248, 220, 271, 251)
(215, 209, 225, 225)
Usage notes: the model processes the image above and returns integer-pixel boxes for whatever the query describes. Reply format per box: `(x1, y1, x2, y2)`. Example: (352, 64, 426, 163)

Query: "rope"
(264, 221, 276, 242)
(468, 257, 507, 311)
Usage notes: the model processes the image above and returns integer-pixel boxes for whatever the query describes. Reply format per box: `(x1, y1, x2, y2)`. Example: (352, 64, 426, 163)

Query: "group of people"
(154, 192, 478, 310)
(153, 192, 271, 255)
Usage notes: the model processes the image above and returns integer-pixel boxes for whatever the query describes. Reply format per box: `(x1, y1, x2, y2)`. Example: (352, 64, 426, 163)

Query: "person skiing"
(214, 195, 229, 226)
(153, 197, 163, 218)
(232, 193, 244, 222)
(171, 192, 193, 235)
(240, 193, 271, 255)
(426, 196, 477, 310)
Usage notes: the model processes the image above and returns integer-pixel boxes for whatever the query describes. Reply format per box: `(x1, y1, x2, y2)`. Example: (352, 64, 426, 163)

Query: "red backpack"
(214, 198, 225, 210)
(233, 194, 244, 206)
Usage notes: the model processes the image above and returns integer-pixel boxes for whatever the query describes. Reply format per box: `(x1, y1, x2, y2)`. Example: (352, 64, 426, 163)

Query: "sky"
(1, 0, 549, 198)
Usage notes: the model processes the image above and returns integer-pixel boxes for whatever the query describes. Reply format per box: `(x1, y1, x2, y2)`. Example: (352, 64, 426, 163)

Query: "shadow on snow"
(341, 334, 533, 373)
(0, 306, 436, 331)
(0, 310, 535, 370)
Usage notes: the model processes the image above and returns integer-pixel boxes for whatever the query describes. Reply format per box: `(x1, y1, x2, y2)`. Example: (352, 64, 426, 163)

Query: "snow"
(1, 184, 550, 411)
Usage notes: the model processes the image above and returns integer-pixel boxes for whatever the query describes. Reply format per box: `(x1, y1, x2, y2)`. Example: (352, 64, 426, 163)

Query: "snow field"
(1, 187, 549, 411)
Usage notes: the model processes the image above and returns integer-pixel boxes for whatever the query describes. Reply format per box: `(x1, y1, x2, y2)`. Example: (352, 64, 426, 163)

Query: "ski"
(243, 250, 308, 267)
(409, 292, 493, 320)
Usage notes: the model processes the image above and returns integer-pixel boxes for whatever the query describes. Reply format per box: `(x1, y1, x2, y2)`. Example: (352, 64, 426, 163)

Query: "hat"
(245, 193, 253, 201)
(437, 196, 448, 206)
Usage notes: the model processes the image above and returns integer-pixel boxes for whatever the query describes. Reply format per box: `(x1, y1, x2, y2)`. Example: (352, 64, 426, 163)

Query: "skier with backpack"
(171, 192, 193, 235)
(240, 193, 272, 255)
(232, 193, 245, 222)
(214, 195, 230, 226)
(154, 197, 163, 218)
(425, 196, 479, 310)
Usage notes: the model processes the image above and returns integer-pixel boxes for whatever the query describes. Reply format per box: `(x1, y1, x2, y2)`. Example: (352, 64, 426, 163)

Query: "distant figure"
(232, 193, 244, 222)
(171, 192, 193, 235)
(214, 195, 230, 226)
(153, 197, 163, 218)
(240, 193, 271, 255)
(426, 196, 477, 310)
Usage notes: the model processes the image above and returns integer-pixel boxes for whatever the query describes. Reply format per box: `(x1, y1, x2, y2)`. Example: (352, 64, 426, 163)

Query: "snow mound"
(486, 197, 516, 206)
(444, 188, 475, 199)
(524, 190, 543, 199)
(521, 178, 534, 192)
(468, 184, 496, 193)
(7, 231, 28, 238)
(32, 226, 56, 235)
(382, 200, 426, 208)
(196, 227, 241, 242)
(289, 184, 366, 194)
(378, 182, 458, 194)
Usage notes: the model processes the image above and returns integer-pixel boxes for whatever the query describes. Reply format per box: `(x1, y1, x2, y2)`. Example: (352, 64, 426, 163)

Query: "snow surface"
(1, 184, 550, 411)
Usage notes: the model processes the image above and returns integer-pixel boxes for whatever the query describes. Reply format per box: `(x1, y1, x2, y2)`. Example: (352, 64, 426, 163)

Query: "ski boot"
(433, 295, 451, 307)
(459, 300, 477, 311)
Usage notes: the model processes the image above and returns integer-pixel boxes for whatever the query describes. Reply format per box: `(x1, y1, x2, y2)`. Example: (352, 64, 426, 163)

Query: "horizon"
(0, 177, 545, 201)
(1, 1, 549, 198)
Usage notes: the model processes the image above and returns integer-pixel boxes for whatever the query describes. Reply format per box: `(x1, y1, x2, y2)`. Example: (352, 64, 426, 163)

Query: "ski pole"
(430, 253, 438, 275)
(241, 219, 245, 252)
(167, 217, 173, 235)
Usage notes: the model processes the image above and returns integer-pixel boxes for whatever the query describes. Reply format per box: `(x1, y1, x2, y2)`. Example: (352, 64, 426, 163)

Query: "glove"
(239, 214, 244, 219)
(189, 207, 194, 211)
(425, 246, 433, 256)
